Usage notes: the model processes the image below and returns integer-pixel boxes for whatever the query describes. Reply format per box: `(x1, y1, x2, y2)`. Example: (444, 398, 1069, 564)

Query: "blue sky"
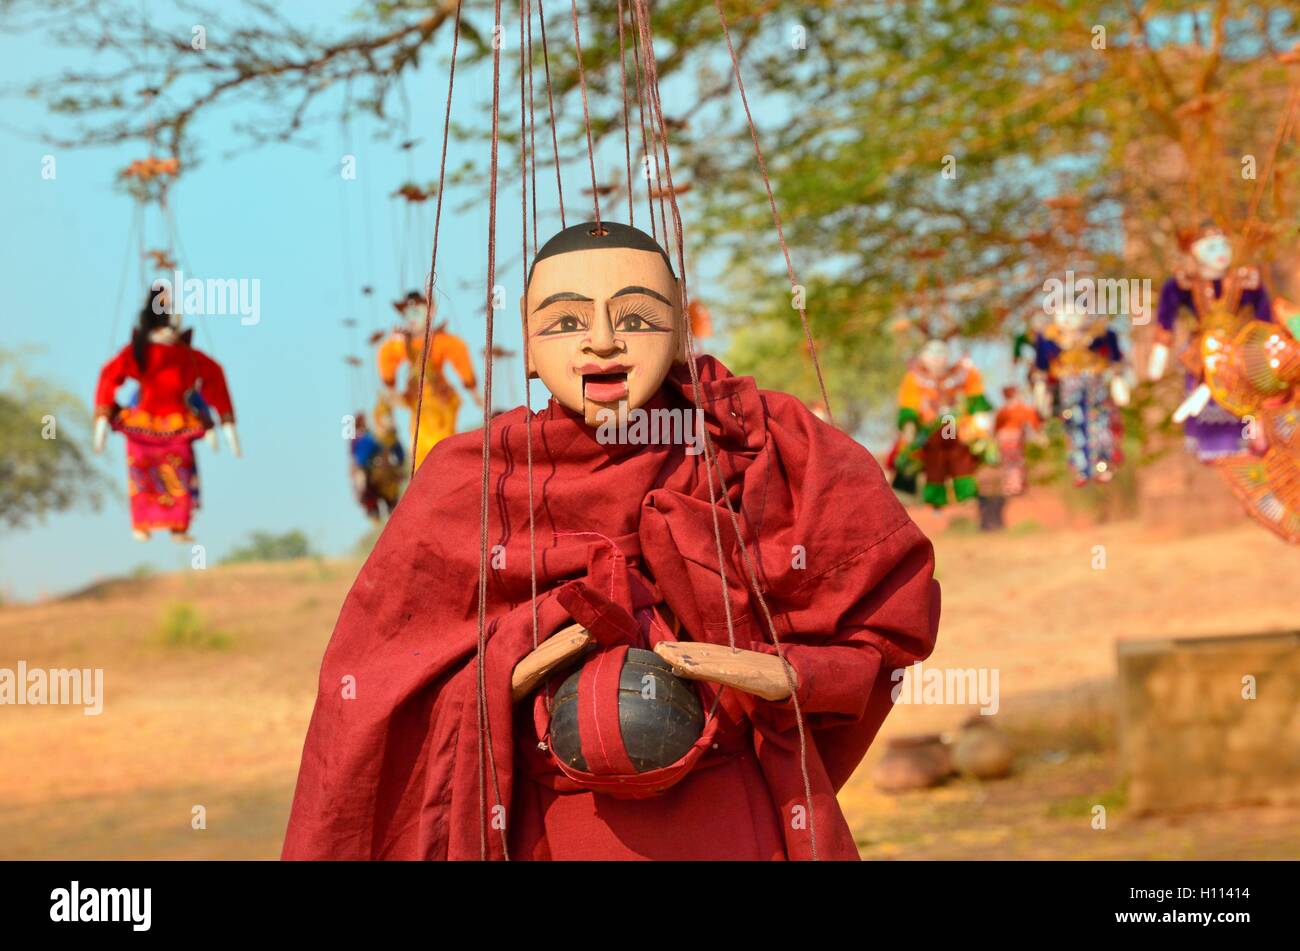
(0, 2, 593, 599)
(0, 2, 1032, 601)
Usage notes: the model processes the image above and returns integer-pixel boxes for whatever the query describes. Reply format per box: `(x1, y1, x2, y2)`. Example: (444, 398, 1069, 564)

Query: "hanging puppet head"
(393, 290, 441, 335)
(1049, 293, 1087, 333)
(132, 283, 183, 369)
(523, 221, 684, 428)
(918, 338, 951, 376)
(1184, 220, 1232, 280)
(139, 282, 178, 332)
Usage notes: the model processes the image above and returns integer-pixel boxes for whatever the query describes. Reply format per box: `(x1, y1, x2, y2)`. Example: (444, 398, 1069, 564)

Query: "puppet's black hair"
(526, 221, 675, 286)
(131, 284, 174, 371)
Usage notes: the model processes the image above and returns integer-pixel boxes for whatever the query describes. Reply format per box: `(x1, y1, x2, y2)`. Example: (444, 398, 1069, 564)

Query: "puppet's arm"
(654, 641, 795, 701)
(508, 626, 797, 702)
(92, 346, 135, 453)
(510, 623, 591, 701)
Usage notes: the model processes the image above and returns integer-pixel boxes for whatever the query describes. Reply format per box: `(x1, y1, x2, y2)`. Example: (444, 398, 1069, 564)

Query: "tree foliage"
(10, 0, 1300, 432)
(220, 529, 314, 564)
(0, 349, 106, 530)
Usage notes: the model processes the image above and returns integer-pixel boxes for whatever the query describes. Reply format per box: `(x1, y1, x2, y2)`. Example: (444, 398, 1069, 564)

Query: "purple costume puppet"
(1152, 223, 1273, 460)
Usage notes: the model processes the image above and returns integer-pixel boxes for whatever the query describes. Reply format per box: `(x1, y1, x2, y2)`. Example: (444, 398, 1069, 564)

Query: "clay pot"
(951, 717, 1014, 780)
(872, 733, 955, 792)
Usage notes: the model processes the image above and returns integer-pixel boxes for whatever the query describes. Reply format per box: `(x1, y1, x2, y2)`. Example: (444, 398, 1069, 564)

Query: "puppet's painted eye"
(615, 308, 667, 333)
(540, 314, 584, 335)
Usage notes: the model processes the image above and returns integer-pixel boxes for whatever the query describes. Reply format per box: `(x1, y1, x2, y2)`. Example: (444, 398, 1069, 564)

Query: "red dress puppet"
(282, 223, 940, 860)
(94, 290, 236, 538)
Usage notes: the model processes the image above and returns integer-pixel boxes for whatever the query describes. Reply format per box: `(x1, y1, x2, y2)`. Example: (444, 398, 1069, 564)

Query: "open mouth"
(580, 365, 631, 403)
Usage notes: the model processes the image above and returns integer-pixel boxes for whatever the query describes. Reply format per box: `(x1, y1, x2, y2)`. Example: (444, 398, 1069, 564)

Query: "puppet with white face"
(1149, 221, 1274, 460)
(895, 336, 993, 508)
(286, 220, 942, 861)
(523, 223, 684, 429)
(1033, 296, 1129, 485)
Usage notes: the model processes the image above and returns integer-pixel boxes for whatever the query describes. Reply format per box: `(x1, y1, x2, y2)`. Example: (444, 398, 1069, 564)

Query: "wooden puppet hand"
(1110, 375, 1131, 407)
(510, 622, 591, 702)
(1172, 383, 1211, 423)
(1032, 378, 1051, 418)
(222, 422, 242, 457)
(1148, 342, 1169, 381)
(92, 416, 109, 454)
(653, 641, 796, 702)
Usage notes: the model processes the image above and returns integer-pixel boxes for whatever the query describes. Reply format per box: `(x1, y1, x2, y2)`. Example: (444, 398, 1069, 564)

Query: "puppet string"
(526, 0, 540, 253)
(411, 0, 464, 482)
(522, 0, 540, 652)
(477, 0, 510, 861)
(568, 0, 602, 228)
(713, 0, 832, 426)
(538, 0, 566, 229)
(616, 0, 634, 226)
(633, 0, 820, 860)
(628, 10, 662, 243)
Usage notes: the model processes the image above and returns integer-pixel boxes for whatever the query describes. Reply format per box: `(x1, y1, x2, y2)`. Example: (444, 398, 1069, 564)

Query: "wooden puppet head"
(522, 221, 685, 428)
(1181, 220, 1232, 280)
(918, 338, 951, 376)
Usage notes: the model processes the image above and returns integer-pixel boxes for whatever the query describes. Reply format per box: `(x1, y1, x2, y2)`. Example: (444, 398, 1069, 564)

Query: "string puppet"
(1149, 221, 1272, 460)
(1205, 303, 1300, 543)
(1032, 302, 1130, 485)
(348, 401, 406, 522)
(283, 222, 941, 861)
(93, 286, 239, 541)
(895, 337, 995, 508)
(377, 291, 481, 469)
(993, 384, 1042, 498)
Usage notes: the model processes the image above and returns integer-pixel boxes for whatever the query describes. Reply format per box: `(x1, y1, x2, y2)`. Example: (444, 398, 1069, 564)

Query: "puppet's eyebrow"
(534, 291, 593, 311)
(610, 285, 672, 306)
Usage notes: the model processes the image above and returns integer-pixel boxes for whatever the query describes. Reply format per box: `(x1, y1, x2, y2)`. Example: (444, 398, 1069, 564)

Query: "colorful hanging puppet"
(895, 339, 994, 508)
(349, 402, 407, 522)
(993, 384, 1043, 497)
(1033, 308, 1129, 485)
(283, 222, 941, 861)
(1149, 221, 1273, 460)
(376, 291, 481, 469)
(93, 286, 239, 540)
(1202, 311, 1300, 543)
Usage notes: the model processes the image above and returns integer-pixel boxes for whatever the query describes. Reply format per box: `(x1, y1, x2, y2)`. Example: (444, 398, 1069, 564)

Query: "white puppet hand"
(222, 422, 242, 457)
(92, 416, 109, 454)
(205, 428, 219, 451)
(1148, 343, 1169, 381)
(1032, 379, 1052, 419)
(1110, 375, 1131, 407)
(1172, 383, 1211, 423)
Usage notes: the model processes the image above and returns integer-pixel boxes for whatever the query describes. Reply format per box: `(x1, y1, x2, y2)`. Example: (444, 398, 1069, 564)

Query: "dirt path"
(1, 520, 1296, 859)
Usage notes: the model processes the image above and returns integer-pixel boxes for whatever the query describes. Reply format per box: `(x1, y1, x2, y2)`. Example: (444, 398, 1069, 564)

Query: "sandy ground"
(1, 516, 1297, 860)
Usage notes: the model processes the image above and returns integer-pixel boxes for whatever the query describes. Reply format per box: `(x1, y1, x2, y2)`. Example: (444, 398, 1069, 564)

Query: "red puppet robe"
(282, 356, 940, 861)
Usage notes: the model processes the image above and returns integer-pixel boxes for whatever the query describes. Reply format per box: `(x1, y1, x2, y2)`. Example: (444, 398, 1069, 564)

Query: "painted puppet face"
(1053, 299, 1085, 333)
(402, 298, 433, 335)
(919, 338, 950, 376)
(1191, 233, 1231, 279)
(524, 245, 683, 427)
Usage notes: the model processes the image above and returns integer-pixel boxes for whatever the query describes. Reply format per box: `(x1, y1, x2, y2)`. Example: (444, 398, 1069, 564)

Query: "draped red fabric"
(282, 356, 940, 861)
